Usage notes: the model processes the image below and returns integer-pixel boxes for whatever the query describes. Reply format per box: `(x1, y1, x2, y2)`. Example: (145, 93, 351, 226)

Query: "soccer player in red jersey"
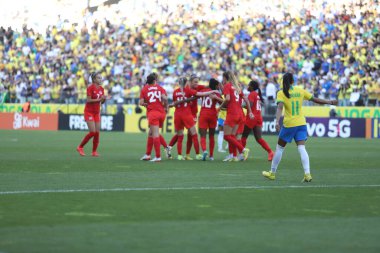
(76, 72, 107, 157)
(139, 73, 169, 162)
(170, 77, 219, 160)
(219, 71, 253, 162)
(199, 78, 223, 161)
(241, 80, 274, 161)
(168, 74, 206, 160)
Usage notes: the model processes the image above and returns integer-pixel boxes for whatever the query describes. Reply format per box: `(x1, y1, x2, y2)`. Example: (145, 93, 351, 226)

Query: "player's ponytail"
(224, 71, 241, 93)
(89, 72, 97, 84)
(249, 80, 264, 102)
(178, 77, 187, 90)
(282, 72, 293, 99)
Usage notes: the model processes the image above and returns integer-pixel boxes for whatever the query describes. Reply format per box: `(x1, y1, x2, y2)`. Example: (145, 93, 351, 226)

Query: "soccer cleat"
(177, 155, 185, 160)
(91, 151, 99, 157)
(268, 151, 274, 161)
(262, 171, 276, 180)
(238, 153, 244, 161)
(76, 146, 85, 156)
(140, 154, 151, 161)
(202, 151, 208, 161)
(218, 149, 226, 153)
(195, 154, 203, 160)
(165, 146, 172, 159)
(242, 148, 250, 161)
(302, 173, 312, 183)
(185, 155, 193, 160)
(209, 157, 214, 161)
(150, 157, 162, 162)
(223, 155, 233, 162)
(230, 157, 239, 162)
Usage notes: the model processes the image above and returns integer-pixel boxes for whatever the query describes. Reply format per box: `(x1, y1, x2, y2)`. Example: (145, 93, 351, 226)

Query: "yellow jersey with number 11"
(276, 86, 313, 127)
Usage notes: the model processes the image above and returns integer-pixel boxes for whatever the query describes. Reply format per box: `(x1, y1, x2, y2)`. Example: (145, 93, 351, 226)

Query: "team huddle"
(138, 71, 273, 163)
(76, 71, 337, 182)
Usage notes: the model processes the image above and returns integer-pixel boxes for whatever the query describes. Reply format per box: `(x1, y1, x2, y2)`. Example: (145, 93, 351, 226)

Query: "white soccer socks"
(297, 145, 310, 174)
(270, 144, 285, 173)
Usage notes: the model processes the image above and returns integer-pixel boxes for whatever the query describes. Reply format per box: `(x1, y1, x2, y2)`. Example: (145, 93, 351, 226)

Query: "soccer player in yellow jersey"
(217, 109, 227, 152)
(262, 73, 338, 182)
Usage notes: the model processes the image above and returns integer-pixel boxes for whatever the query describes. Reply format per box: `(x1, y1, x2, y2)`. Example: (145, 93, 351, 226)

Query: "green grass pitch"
(0, 130, 379, 253)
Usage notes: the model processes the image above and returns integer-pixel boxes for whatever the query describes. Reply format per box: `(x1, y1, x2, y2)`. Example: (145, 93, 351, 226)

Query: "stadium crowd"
(0, 0, 379, 108)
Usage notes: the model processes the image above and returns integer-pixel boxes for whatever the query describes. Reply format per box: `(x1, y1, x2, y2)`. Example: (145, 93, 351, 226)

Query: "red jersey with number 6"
(140, 84, 167, 113)
(84, 84, 104, 114)
(247, 91, 263, 119)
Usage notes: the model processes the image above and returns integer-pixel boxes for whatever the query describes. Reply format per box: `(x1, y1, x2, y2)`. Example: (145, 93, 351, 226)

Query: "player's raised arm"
(311, 97, 338, 106)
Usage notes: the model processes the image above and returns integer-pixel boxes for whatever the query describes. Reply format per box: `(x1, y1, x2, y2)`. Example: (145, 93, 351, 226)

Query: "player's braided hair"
(249, 80, 264, 102)
(282, 73, 294, 99)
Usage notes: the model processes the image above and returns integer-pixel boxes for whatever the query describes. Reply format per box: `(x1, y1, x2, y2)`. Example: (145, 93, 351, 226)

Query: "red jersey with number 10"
(223, 82, 243, 115)
(200, 88, 220, 116)
(140, 84, 167, 113)
(84, 84, 104, 114)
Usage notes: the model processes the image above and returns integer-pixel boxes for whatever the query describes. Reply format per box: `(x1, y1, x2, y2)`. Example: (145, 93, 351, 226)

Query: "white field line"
(0, 184, 380, 195)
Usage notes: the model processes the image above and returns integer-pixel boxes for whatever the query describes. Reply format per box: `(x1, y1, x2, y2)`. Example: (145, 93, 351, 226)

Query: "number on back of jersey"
(177, 96, 187, 107)
(234, 90, 239, 102)
(256, 102, 261, 111)
(201, 97, 212, 108)
(148, 91, 162, 103)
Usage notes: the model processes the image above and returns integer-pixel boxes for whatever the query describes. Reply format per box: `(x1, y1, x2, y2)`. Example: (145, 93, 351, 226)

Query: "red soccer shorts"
(199, 114, 217, 129)
(174, 113, 196, 131)
(245, 116, 263, 128)
(84, 111, 100, 122)
(224, 113, 243, 128)
(148, 111, 166, 128)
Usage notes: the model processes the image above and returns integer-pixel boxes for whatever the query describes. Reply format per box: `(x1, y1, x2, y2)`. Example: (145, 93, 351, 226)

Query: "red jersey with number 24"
(84, 84, 104, 114)
(140, 84, 167, 113)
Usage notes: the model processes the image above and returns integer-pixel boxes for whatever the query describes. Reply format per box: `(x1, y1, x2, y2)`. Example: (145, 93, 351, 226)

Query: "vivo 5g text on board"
(307, 119, 351, 138)
(259, 117, 363, 138)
